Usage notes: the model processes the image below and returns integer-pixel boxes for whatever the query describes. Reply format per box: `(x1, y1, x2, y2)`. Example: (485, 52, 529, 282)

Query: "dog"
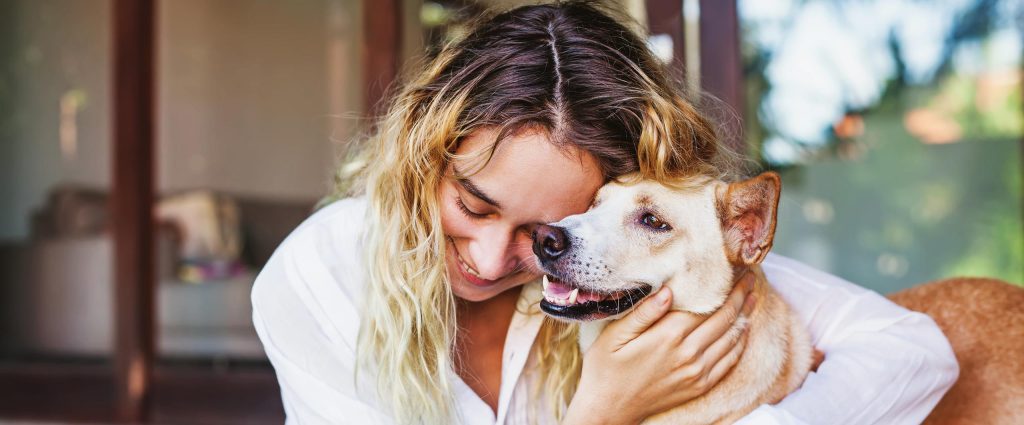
(531, 171, 1024, 424)
(532, 171, 811, 424)
(887, 277, 1024, 425)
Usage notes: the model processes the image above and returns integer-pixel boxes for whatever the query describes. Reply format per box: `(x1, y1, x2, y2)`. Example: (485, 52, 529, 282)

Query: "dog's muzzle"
(539, 274, 653, 321)
(532, 225, 654, 320)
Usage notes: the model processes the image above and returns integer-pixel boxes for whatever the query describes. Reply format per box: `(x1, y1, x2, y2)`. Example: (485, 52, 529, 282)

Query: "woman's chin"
(451, 277, 509, 302)
(450, 273, 535, 302)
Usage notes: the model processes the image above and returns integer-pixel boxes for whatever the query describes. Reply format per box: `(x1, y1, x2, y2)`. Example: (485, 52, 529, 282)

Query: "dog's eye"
(640, 213, 671, 230)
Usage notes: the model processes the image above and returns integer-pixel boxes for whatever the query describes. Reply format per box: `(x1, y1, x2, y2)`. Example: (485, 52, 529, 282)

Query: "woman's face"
(440, 127, 605, 302)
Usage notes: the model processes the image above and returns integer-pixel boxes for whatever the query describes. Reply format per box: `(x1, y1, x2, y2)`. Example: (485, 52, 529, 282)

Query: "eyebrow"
(453, 167, 502, 209)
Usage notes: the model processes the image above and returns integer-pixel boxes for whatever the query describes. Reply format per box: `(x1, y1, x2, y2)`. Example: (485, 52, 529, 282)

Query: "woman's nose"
(470, 229, 520, 280)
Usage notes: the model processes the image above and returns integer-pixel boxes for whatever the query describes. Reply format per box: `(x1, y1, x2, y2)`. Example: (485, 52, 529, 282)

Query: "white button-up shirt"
(251, 197, 958, 424)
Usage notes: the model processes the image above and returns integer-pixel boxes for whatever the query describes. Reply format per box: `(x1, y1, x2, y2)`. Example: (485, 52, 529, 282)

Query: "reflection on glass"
(155, 0, 356, 362)
(740, 0, 1023, 292)
(0, 0, 114, 364)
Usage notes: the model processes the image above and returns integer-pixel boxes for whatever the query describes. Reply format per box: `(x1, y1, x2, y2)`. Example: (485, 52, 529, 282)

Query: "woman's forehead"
(453, 127, 605, 221)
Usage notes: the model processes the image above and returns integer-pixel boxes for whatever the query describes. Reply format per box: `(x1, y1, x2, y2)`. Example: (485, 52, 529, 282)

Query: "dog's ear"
(716, 172, 782, 265)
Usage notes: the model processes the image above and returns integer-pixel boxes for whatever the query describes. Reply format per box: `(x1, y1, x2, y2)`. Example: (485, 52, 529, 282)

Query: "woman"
(251, 2, 958, 424)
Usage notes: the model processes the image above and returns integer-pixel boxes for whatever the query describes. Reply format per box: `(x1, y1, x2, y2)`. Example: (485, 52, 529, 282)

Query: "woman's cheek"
(515, 234, 544, 275)
(439, 196, 477, 239)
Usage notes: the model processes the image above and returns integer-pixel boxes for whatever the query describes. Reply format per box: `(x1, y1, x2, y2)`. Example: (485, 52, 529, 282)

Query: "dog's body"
(531, 171, 1023, 424)
(888, 277, 1024, 425)
(571, 267, 812, 424)
(533, 172, 814, 424)
(645, 267, 813, 424)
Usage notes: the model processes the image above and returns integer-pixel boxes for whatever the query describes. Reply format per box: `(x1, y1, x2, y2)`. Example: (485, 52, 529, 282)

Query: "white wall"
(157, 0, 364, 202)
(0, 0, 112, 241)
(0, 0, 367, 241)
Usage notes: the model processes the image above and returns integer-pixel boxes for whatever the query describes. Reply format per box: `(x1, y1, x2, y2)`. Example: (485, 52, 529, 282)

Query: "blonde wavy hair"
(325, 2, 732, 423)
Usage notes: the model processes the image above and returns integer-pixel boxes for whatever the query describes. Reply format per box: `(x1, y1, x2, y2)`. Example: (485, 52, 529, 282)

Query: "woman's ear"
(715, 172, 782, 265)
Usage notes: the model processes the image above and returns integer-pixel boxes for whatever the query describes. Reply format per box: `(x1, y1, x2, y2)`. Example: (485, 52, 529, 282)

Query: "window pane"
(154, 0, 363, 364)
(0, 0, 116, 419)
(740, 0, 1023, 291)
(0, 0, 114, 363)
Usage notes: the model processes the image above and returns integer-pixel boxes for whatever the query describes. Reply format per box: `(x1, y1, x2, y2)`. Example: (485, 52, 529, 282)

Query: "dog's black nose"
(533, 224, 570, 261)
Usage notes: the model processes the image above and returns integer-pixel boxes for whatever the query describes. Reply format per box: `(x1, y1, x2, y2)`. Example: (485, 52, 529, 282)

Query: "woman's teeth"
(455, 248, 481, 278)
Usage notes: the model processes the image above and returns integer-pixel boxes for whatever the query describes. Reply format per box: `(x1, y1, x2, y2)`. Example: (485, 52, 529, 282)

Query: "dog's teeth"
(568, 288, 579, 304)
(542, 275, 550, 292)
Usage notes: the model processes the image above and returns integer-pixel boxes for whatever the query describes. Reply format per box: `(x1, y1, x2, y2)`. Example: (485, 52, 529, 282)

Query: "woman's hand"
(563, 272, 757, 425)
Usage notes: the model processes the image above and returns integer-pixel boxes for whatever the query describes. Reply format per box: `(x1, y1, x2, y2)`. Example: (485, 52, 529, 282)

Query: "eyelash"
(455, 196, 488, 219)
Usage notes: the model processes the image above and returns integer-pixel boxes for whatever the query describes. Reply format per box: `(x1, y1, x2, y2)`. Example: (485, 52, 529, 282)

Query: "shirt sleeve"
(250, 199, 396, 425)
(733, 254, 959, 425)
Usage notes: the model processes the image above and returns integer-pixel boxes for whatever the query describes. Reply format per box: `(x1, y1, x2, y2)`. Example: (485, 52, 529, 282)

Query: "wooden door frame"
(646, 0, 745, 155)
(111, 0, 157, 421)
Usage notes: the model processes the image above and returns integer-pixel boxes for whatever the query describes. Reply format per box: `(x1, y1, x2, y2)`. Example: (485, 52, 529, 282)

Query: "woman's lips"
(450, 241, 499, 287)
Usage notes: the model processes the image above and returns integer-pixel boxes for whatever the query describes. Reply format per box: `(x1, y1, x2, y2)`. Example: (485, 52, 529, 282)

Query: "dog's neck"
(577, 264, 762, 353)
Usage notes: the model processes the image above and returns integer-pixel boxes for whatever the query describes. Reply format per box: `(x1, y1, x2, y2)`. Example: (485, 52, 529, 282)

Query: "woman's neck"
(456, 286, 523, 323)
(453, 285, 523, 414)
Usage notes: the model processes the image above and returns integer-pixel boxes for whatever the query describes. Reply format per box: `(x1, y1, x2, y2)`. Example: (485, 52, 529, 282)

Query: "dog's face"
(533, 172, 781, 321)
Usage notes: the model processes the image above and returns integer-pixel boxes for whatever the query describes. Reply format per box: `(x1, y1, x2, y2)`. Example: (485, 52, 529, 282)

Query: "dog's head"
(533, 172, 781, 321)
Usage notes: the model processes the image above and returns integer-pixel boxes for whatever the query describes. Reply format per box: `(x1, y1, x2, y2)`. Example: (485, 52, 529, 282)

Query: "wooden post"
(646, 0, 687, 84)
(699, 0, 745, 155)
(112, 0, 156, 421)
(362, 0, 403, 119)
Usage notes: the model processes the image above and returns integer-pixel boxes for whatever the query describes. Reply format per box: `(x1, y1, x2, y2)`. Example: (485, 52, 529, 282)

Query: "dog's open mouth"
(540, 274, 653, 321)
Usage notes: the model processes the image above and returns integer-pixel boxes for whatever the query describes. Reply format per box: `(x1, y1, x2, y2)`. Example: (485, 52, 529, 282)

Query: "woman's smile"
(438, 127, 605, 302)
(449, 236, 502, 287)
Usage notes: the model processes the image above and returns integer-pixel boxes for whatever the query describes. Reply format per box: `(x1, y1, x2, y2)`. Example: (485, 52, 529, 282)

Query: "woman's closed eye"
(455, 196, 490, 219)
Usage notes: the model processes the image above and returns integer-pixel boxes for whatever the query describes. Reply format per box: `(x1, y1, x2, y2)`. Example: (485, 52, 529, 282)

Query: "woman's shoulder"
(284, 196, 370, 252)
(761, 253, 873, 296)
(265, 195, 369, 279)
(251, 196, 371, 352)
(251, 197, 390, 412)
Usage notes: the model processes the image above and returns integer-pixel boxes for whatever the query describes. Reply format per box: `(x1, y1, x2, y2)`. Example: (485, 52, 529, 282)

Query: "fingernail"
(742, 294, 756, 316)
(656, 287, 671, 304)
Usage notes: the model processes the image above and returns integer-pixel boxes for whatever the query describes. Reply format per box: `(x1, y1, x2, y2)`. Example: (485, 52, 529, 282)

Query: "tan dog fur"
(888, 278, 1024, 425)
(645, 174, 815, 424)
(646, 267, 814, 425)
(544, 172, 813, 424)
(542, 171, 1023, 425)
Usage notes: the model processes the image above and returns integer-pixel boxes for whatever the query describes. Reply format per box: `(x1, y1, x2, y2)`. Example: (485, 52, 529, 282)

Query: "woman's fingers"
(700, 318, 748, 374)
(702, 326, 749, 388)
(662, 272, 755, 358)
(603, 286, 673, 350)
(811, 349, 826, 372)
(573, 275, 759, 422)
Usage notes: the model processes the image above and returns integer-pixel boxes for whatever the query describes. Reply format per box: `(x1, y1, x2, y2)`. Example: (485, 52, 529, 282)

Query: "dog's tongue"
(541, 275, 611, 305)
(543, 275, 574, 297)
